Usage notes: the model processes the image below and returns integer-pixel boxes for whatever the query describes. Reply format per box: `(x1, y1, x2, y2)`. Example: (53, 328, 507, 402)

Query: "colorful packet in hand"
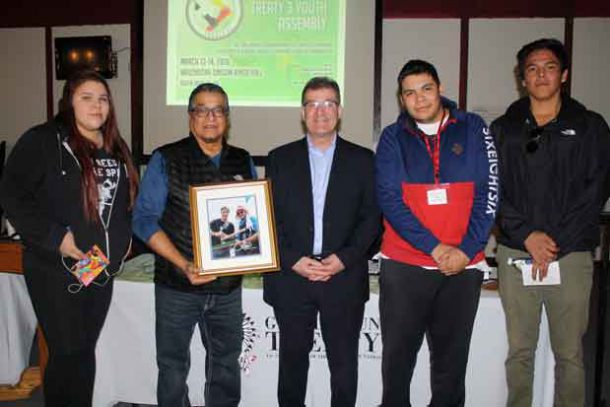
(71, 245, 109, 286)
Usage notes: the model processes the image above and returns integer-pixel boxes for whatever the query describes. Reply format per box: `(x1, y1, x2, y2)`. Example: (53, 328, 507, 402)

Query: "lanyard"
(422, 110, 446, 185)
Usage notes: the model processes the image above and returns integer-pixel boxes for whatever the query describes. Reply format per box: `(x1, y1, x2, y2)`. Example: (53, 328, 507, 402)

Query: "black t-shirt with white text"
(94, 149, 120, 226)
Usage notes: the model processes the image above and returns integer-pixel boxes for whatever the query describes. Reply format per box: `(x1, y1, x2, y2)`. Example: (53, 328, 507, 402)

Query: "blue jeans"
(155, 284, 243, 407)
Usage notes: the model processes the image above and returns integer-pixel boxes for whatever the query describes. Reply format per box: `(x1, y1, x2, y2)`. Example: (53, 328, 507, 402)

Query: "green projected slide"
(167, 0, 346, 106)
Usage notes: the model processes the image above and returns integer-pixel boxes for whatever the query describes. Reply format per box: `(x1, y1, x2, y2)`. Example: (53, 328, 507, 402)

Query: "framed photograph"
(190, 179, 280, 276)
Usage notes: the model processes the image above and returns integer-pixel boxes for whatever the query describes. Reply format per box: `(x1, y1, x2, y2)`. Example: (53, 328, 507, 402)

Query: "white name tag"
(521, 261, 561, 286)
(427, 188, 448, 205)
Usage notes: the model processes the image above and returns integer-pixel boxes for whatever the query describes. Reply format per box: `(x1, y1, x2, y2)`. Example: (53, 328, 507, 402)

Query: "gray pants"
(497, 245, 593, 407)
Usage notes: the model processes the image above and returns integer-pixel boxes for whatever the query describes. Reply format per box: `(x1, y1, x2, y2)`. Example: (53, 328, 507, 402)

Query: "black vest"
(155, 135, 254, 293)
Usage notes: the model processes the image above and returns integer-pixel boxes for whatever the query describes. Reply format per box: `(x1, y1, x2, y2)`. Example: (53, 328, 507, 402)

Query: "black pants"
(273, 287, 365, 407)
(379, 259, 482, 407)
(23, 254, 113, 407)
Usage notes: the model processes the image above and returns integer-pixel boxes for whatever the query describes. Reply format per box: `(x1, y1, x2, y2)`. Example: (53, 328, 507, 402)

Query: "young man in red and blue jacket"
(376, 59, 498, 406)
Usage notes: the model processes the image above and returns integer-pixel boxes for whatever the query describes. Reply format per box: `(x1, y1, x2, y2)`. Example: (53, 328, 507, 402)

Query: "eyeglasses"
(190, 106, 227, 119)
(526, 126, 544, 153)
(303, 100, 338, 110)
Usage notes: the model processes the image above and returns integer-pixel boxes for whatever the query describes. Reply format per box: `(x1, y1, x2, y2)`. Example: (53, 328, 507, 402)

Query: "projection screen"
(144, 0, 376, 156)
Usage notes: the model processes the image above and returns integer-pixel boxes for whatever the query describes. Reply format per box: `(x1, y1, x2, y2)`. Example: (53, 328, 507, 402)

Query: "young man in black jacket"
(492, 38, 610, 407)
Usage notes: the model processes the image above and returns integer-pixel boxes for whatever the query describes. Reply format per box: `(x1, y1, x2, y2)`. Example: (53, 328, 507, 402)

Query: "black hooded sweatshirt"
(0, 118, 132, 276)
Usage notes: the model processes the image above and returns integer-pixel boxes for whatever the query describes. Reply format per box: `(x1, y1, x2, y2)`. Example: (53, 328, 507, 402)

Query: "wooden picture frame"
(189, 179, 280, 276)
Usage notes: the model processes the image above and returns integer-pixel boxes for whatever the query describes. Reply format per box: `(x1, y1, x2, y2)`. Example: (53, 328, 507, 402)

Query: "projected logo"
(186, 0, 243, 40)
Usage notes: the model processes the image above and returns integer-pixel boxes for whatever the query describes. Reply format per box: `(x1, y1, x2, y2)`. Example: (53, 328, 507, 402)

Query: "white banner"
(93, 280, 555, 406)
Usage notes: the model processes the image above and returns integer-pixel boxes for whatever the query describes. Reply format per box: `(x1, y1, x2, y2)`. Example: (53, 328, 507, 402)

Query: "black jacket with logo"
(0, 119, 132, 275)
(491, 96, 610, 257)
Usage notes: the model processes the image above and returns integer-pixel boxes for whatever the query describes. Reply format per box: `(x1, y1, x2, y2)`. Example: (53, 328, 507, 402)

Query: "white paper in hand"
(521, 261, 561, 286)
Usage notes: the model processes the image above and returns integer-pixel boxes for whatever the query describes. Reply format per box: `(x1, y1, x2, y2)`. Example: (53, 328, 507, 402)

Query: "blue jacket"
(375, 98, 498, 263)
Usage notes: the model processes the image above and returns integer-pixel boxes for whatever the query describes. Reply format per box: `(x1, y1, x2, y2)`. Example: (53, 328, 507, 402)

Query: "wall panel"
(572, 18, 610, 123)
(0, 28, 47, 152)
(380, 19, 461, 131)
(467, 18, 564, 123)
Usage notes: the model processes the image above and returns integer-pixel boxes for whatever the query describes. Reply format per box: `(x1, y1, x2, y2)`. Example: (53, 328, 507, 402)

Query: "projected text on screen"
(167, 0, 346, 107)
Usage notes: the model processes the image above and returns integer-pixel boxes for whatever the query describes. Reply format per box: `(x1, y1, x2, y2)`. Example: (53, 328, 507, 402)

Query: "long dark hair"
(57, 70, 139, 224)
